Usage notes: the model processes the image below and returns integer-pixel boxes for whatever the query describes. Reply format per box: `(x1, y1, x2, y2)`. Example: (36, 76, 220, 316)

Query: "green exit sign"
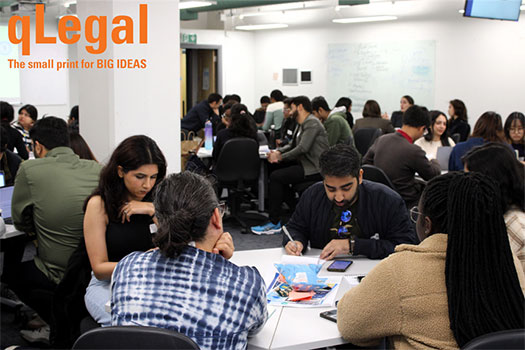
(181, 33, 197, 44)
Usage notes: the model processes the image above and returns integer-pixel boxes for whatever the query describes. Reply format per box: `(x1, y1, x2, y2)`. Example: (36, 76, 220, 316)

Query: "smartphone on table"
(320, 309, 337, 323)
(327, 260, 353, 272)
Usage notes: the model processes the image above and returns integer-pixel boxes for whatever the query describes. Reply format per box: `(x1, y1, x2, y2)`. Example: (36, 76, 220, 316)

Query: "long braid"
(422, 172, 525, 347)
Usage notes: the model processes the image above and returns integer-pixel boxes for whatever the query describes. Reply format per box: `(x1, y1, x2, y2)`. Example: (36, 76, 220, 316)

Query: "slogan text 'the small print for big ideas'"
(8, 58, 148, 71)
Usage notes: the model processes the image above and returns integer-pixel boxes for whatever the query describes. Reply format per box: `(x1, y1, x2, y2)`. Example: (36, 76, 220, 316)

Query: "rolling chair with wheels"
(72, 326, 200, 349)
(354, 128, 382, 157)
(215, 138, 266, 233)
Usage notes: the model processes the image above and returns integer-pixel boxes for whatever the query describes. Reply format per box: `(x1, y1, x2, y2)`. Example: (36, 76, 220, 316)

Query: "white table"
(230, 247, 381, 350)
(0, 223, 25, 240)
(197, 146, 269, 212)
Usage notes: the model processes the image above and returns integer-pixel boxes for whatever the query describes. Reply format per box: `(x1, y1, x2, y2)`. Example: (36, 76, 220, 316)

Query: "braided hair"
(421, 172, 524, 347)
(153, 172, 219, 258)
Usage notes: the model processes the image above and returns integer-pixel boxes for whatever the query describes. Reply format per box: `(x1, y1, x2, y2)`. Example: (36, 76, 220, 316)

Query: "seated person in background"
(213, 104, 258, 164)
(414, 110, 455, 159)
(335, 97, 354, 129)
(504, 111, 524, 158)
(83, 135, 166, 327)
(14, 104, 38, 152)
(68, 105, 79, 133)
(1, 126, 22, 186)
(181, 93, 222, 136)
(0, 101, 28, 160)
(448, 111, 506, 171)
(389, 95, 414, 128)
(262, 89, 285, 136)
(215, 102, 233, 134)
(253, 95, 270, 126)
(353, 100, 395, 134)
(312, 96, 354, 147)
(251, 96, 329, 235)
(276, 97, 296, 147)
(448, 99, 470, 142)
(9, 117, 101, 339)
(463, 143, 525, 273)
(112, 172, 268, 350)
(337, 172, 525, 349)
(284, 144, 417, 260)
(364, 105, 441, 208)
(69, 132, 97, 161)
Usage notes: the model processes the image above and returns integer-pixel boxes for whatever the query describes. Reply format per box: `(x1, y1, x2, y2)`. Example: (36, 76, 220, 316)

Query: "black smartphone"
(327, 260, 353, 272)
(320, 309, 337, 323)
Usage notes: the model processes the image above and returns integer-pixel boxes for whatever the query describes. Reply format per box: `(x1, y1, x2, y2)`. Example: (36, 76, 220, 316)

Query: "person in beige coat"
(337, 172, 525, 349)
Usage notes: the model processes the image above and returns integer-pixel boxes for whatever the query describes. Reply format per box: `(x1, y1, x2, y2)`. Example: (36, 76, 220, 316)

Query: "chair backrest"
(362, 164, 395, 189)
(72, 326, 200, 349)
(461, 329, 525, 350)
(214, 138, 260, 183)
(354, 128, 382, 156)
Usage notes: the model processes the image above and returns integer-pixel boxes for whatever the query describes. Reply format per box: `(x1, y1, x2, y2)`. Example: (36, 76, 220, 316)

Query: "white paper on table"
(259, 145, 270, 154)
(279, 255, 326, 266)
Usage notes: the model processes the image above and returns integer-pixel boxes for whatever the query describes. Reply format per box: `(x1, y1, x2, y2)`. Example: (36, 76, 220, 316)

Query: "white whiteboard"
(327, 41, 436, 115)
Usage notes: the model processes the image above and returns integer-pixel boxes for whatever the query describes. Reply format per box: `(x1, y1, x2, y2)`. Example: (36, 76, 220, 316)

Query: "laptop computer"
(0, 186, 14, 225)
(436, 146, 453, 171)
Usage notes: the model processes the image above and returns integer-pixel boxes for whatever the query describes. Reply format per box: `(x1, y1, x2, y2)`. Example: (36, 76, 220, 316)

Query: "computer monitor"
(464, 0, 522, 21)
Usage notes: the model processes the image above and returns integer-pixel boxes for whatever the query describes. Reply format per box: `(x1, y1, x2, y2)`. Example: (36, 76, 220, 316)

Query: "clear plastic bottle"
(204, 120, 213, 150)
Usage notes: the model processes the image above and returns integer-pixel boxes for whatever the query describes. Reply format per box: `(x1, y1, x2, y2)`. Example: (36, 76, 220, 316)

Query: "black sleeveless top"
(105, 214, 154, 262)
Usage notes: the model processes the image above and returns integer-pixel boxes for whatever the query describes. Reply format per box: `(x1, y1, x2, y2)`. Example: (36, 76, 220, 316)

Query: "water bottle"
(269, 125, 276, 149)
(204, 120, 213, 150)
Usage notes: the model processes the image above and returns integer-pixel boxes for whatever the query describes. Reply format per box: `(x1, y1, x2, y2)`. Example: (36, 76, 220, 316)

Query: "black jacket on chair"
(283, 181, 418, 259)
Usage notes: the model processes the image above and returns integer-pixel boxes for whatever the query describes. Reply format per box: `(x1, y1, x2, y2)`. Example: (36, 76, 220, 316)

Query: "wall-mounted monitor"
(464, 0, 522, 21)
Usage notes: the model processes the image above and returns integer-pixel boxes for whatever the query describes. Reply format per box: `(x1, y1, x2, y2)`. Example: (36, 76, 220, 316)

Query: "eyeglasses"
(409, 206, 423, 223)
(218, 202, 226, 218)
(509, 127, 524, 134)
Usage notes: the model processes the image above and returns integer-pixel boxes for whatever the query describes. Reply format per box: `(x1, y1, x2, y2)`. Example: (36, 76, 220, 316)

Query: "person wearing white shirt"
(415, 110, 455, 159)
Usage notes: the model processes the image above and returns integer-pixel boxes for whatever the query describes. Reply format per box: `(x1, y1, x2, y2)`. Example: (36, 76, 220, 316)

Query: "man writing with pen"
(283, 144, 417, 260)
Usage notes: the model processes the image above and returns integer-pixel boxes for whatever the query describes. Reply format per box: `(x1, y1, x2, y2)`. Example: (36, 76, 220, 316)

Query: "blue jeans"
(84, 273, 111, 327)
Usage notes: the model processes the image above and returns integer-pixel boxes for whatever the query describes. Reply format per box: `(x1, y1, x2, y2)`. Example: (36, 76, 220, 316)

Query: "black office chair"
(354, 128, 382, 157)
(362, 165, 395, 190)
(451, 133, 461, 144)
(215, 138, 265, 233)
(72, 326, 200, 349)
(461, 329, 525, 350)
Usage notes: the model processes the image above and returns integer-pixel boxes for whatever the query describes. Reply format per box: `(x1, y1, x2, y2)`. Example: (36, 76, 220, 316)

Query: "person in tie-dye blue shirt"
(111, 172, 268, 350)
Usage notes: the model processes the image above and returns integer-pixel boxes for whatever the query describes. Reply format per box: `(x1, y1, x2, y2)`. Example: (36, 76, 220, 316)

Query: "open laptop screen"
(0, 185, 14, 219)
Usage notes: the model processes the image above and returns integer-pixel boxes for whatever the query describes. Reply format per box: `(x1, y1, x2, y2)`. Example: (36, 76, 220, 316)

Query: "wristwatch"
(349, 235, 355, 255)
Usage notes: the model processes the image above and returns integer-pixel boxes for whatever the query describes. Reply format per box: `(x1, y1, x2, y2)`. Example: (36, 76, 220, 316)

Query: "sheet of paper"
(280, 255, 326, 266)
(288, 291, 315, 301)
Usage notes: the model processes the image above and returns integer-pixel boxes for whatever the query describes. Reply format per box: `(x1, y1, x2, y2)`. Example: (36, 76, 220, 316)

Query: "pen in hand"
(283, 225, 302, 256)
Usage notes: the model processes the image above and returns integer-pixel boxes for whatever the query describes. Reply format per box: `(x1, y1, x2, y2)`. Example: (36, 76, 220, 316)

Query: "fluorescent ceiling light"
(179, 1, 215, 10)
(239, 11, 281, 20)
(235, 23, 289, 31)
(333, 16, 398, 24)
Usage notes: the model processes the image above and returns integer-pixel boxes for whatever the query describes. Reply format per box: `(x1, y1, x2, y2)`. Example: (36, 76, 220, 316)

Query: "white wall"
(16, 18, 71, 120)
(180, 29, 257, 110)
(253, 16, 525, 125)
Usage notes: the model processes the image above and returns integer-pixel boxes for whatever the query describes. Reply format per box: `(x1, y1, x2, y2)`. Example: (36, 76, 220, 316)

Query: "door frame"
(181, 44, 223, 98)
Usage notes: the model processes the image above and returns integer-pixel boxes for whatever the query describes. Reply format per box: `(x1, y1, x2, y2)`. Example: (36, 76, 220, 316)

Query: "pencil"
(283, 225, 302, 256)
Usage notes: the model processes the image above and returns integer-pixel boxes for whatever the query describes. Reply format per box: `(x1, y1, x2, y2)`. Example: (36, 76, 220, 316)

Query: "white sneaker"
(20, 325, 50, 344)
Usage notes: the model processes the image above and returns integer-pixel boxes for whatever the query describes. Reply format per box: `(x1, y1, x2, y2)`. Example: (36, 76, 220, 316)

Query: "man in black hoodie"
(283, 144, 417, 260)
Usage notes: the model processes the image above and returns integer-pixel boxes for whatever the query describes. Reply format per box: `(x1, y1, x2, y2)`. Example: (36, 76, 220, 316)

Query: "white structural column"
(77, 0, 180, 173)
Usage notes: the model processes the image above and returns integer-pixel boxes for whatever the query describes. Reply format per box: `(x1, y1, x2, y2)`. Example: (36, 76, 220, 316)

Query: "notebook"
(436, 146, 453, 171)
